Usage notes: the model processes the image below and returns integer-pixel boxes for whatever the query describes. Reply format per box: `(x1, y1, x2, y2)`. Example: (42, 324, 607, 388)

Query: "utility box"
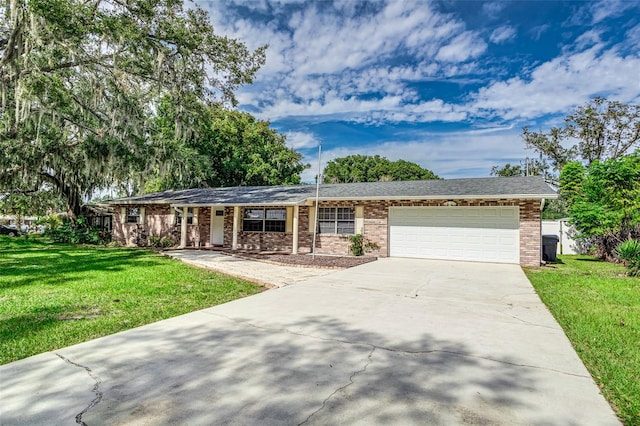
(542, 234, 560, 262)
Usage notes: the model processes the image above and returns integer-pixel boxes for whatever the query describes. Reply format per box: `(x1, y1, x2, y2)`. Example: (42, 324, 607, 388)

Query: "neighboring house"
(0, 215, 38, 231)
(107, 176, 557, 266)
(542, 218, 579, 255)
(83, 204, 113, 232)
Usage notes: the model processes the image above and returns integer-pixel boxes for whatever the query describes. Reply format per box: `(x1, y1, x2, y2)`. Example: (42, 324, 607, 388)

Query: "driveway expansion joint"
(55, 353, 103, 425)
(298, 347, 376, 425)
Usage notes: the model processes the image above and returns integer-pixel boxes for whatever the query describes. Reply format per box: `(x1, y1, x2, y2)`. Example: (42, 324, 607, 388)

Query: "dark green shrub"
(615, 239, 640, 277)
(160, 237, 175, 248)
(46, 216, 111, 245)
(349, 234, 379, 256)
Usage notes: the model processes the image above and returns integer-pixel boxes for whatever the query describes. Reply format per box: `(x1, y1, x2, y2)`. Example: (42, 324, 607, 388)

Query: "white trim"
(232, 206, 239, 250)
(292, 206, 299, 254)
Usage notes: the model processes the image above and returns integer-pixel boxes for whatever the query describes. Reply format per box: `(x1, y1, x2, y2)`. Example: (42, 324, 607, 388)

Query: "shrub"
(46, 216, 111, 245)
(160, 237, 175, 248)
(149, 236, 175, 248)
(349, 234, 379, 256)
(149, 235, 162, 247)
(615, 239, 640, 277)
(36, 214, 63, 231)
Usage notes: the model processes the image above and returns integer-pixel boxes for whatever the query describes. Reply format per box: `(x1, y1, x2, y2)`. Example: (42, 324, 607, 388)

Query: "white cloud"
(469, 41, 640, 120)
(298, 126, 530, 182)
(482, 2, 507, 19)
(529, 24, 549, 41)
(490, 25, 516, 44)
(588, 0, 639, 24)
(205, 0, 488, 124)
(284, 131, 321, 150)
(436, 31, 488, 62)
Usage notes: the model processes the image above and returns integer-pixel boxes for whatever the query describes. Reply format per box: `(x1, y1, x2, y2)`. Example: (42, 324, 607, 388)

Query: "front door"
(211, 209, 224, 245)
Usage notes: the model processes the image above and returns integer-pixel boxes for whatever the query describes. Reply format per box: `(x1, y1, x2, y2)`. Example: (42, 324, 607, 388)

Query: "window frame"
(243, 207, 286, 233)
(176, 208, 194, 225)
(318, 207, 355, 235)
(126, 208, 140, 224)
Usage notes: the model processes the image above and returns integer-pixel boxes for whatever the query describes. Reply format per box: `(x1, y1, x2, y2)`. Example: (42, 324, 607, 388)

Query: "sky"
(203, 0, 640, 182)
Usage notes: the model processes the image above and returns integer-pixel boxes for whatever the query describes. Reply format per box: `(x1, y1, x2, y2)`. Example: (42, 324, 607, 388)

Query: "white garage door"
(389, 206, 519, 264)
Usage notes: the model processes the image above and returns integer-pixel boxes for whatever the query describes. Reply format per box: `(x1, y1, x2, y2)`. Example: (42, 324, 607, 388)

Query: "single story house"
(108, 176, 557, 266)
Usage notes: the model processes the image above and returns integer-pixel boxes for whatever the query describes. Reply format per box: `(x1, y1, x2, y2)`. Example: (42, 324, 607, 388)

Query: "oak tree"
(0, 0, 265, 217)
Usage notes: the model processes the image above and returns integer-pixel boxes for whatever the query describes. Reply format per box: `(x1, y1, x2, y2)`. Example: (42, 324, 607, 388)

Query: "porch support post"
(232, 206, 239, 251)
(180, 207, 188, 248)
(292, 205, 299, 254)
(209, 206, 214, 246)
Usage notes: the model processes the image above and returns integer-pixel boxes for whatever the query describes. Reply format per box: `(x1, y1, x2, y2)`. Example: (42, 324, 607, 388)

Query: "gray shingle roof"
(319, 176, 556, 199)
(108, 176, 556, 206)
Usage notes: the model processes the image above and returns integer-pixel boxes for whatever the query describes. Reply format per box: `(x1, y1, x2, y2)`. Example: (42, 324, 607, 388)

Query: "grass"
(524, 255, 640, 425)
(0, 236, 262, 365)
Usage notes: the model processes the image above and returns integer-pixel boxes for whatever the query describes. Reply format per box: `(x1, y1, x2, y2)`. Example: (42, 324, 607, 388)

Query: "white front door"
(211, 209, 225, 245)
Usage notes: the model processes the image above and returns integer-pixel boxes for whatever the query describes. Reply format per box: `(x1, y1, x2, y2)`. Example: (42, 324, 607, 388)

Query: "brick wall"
(123, 198, 543, 266)
(112, 204, 208, 248)
(223, 206, 295, 252)
(518, 200, 542, 266)
(303, 199, 542, 266)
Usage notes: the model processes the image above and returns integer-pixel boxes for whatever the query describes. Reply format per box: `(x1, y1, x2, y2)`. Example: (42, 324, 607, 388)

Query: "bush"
(35, 214, 62, 231)
(149, 236, 176, 248)
(615, 239, 640, 277)
(349, 234, 379, 256)
(46, 216, 111, 245)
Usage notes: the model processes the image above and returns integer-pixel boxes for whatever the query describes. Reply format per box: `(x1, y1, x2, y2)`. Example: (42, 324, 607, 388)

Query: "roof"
(108, 176, 557, 206)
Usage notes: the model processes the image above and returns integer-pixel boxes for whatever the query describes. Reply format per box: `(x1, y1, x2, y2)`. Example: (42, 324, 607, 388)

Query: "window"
(318, 207, 355, 234)
(126, 208, 140, 224)
(176, 208, 194, 225)
(243, 208, 286, 233)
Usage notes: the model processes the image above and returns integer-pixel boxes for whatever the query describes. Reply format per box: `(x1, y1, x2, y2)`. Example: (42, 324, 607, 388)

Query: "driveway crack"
(298, 347, 375, 426)
(497, 305, 559, 330)
(205, 312, 590, 379)
(56, 353, 103, 425)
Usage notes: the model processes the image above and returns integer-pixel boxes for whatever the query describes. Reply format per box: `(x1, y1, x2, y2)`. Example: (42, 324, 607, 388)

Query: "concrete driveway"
(0, 258, 619, 425)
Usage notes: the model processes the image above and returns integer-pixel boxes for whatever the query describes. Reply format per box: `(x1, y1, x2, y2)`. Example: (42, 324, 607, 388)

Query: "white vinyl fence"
(541, 219, 579, 255)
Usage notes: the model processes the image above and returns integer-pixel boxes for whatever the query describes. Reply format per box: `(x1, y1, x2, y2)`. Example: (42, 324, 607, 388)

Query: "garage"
(389, 206, 519, 264)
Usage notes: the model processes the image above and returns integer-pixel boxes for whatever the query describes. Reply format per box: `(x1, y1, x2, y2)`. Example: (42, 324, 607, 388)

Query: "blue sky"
(203, 0, 640, 181)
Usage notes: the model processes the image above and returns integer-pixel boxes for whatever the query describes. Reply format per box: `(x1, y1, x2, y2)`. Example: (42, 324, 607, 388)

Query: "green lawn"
(0, 236, 262, 365)
(524, 255, 640, 425)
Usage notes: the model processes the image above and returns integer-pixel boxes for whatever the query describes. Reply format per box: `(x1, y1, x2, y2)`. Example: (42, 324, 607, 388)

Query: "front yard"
(524, 256, 640, 425)
(0, 236, 262, 365)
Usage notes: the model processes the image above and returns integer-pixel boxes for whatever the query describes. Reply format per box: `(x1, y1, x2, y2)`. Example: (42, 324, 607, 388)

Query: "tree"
(323, 155, 439, 183)
(490, 157, 548, 177)
(0, 0, 266, 217)
(523, 98, 640, 182)
(0, 189, 63, 227)
(559, 152, 640, 259)
(490, 157, 564, 219)
(142, 100, 308, 191)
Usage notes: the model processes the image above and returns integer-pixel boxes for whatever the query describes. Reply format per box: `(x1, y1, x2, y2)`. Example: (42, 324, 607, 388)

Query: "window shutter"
(193, 207, 199, 225)
(308, 205, 315, 233)
(140, 207, 146, 225)
(355, 206, 364, 234)
(120, 207, 126, 224)
(286, 207, 293, 233)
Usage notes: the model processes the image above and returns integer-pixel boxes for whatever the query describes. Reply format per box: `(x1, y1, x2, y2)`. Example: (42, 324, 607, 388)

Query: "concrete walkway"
(163, 250, 334, 287)
(0, 258, 620, 425)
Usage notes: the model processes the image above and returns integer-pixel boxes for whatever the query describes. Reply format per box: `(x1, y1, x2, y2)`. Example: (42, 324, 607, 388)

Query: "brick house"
(108, 176, 556, 266)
